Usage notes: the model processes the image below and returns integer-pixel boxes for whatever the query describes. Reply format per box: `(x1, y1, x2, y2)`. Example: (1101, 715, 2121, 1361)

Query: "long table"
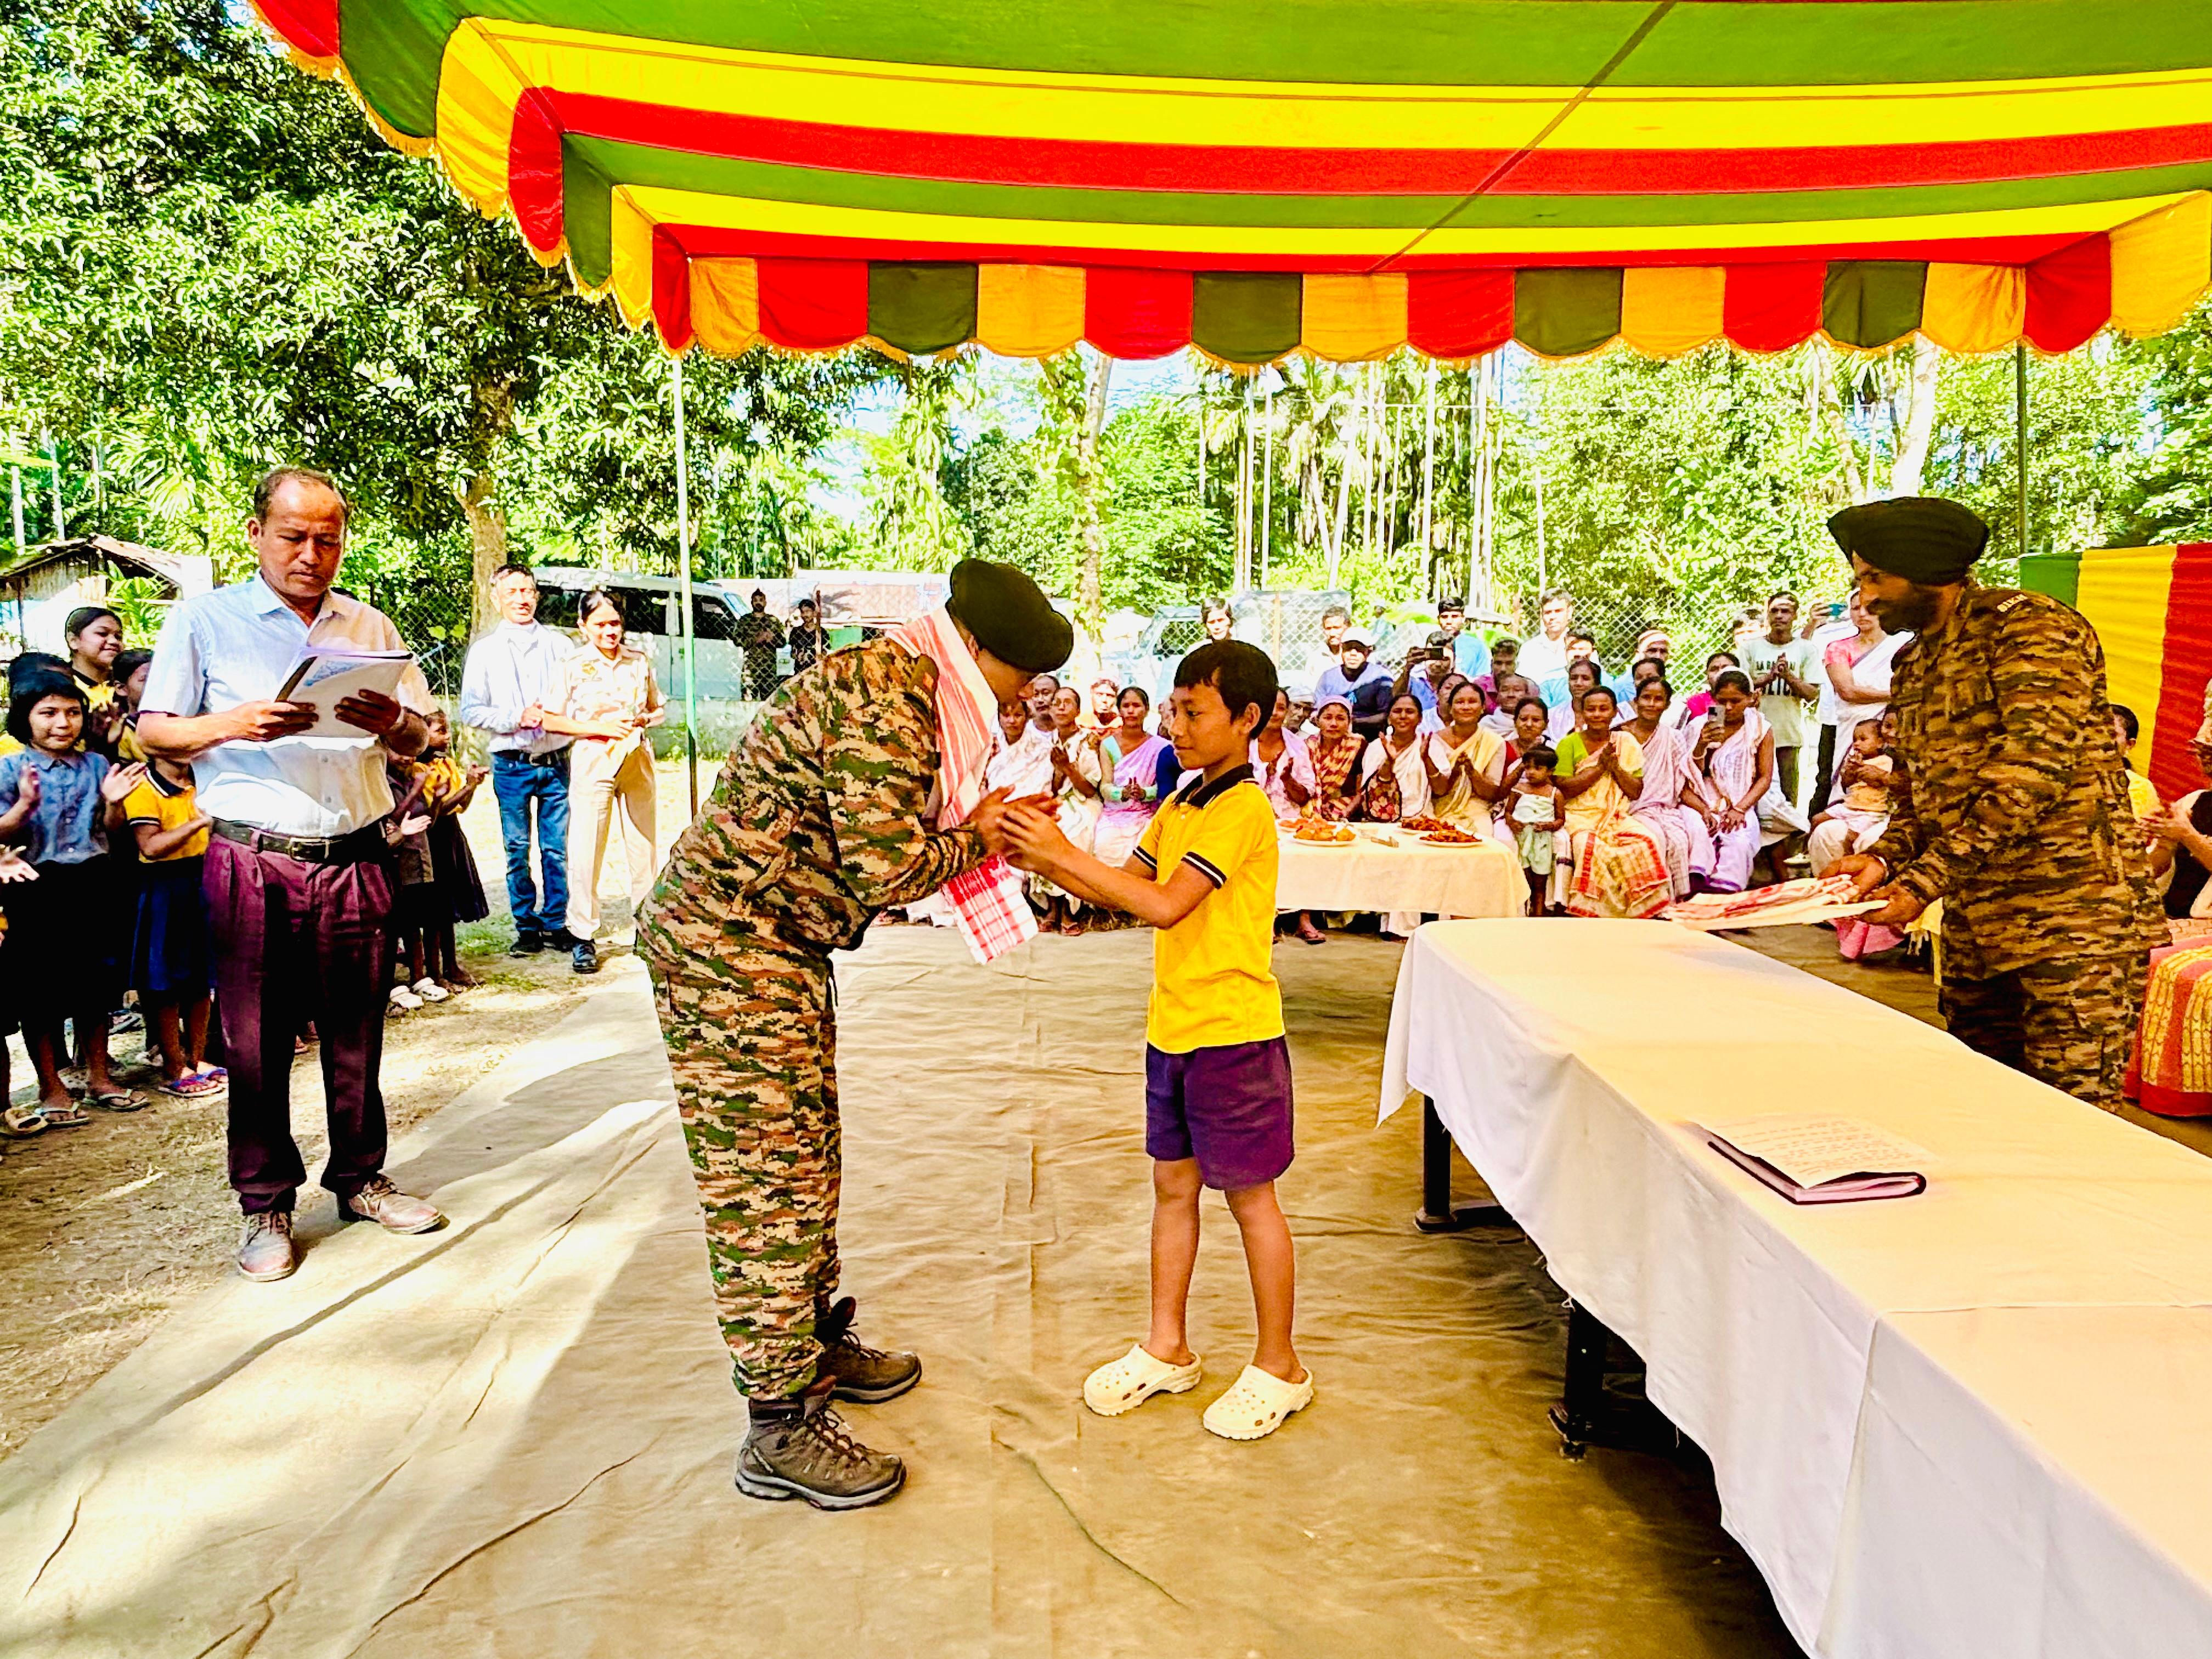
(1276, 827, 1522, 918)
(1378, 920, 2212, 1659)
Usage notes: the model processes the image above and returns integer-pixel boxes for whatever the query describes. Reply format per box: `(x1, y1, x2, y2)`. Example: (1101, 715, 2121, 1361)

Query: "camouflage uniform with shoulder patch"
(1865, 584, 2165, 1109)
(636, 637, 984, 1400)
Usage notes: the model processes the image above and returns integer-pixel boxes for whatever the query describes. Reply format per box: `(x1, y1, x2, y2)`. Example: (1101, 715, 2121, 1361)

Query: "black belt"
(211, 819, 388, 865)
(494, 747, 571, 768)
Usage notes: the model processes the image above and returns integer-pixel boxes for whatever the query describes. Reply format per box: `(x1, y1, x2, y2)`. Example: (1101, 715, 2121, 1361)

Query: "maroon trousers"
(205, 836, 397, 1216)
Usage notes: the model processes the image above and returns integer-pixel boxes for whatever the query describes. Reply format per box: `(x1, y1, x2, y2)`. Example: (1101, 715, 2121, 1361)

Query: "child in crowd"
(110, 649, 154, 763)
(2113, 704, 2162, 832)
(423, 710, 489, 988)
(0, 671, 148, 1125)
(124, 750, 220, 1097)
(1809, 721, 1895, 856)
(388, 710, 487, 1007)
(1506, 744, 1566, 915)
(1003, 641, 1311, 1442)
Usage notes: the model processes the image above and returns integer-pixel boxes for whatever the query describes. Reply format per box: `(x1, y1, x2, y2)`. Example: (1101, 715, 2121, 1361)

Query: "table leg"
(1549, 1300, 1609, 1458)
(1547, 1300, 1682, 1459)
(1414, 1097, 1515, 1234)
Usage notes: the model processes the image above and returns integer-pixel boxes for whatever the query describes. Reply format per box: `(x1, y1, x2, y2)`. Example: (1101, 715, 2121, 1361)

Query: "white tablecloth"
(1377, 919, 2212, 1659)
(1276, 829, 1522, 917)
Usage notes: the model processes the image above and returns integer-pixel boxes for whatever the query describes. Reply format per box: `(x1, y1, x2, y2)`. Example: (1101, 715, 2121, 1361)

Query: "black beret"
(946, 558, 1073, 674)
(1828, 496, 1989, 585)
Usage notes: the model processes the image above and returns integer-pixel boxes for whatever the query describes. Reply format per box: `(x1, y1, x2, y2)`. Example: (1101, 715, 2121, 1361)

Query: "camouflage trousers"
(1939, 951, 2148, 1112)
(651, 947, 839, 1400)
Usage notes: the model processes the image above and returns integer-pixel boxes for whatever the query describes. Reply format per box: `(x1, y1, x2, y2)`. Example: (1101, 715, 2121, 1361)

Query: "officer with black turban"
(1830, 498, 2164, 1109)
(637, 558, 1071, 1510)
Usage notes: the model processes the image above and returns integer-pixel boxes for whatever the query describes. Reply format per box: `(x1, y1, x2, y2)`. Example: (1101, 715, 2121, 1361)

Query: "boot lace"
(795, 1404, 875, 1470)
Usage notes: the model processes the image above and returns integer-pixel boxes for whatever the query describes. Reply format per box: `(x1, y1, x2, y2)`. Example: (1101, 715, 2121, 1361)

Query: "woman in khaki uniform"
(532, 588, 663, 973)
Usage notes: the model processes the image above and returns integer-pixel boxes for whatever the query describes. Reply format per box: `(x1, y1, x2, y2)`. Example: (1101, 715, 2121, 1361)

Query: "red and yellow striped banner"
(250, 0, 2212, 362)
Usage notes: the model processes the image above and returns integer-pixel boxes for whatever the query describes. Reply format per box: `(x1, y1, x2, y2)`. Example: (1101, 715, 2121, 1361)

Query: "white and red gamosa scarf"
(887, 606, 1039, 963)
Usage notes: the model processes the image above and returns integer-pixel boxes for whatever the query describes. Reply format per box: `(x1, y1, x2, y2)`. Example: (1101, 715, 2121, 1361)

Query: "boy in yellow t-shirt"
(1004, 641, 1311, 1441)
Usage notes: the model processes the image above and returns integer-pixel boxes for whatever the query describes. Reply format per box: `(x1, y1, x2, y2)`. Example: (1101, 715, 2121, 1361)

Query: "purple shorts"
(1145, 1038, 1295, 1191)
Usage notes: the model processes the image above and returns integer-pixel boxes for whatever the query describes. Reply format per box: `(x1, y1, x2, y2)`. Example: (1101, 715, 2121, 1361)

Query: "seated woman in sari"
(1554, 685, 1673, 920)
(1672, 650, 1741, 733)
(1550, 661, 1600, 742)
(1618, 676, 1698, 899)
(1685, 669, 1777, 893)
(2129, 742, 2212, 1114)
(1357, 693, 1433, 822)
(1423, 681, 1508, 837)
(1305, 696, 1366, 822)
(1037, 685, 1104, 934)
(1255, 687, 1328, 944)
(1090, 685, 1170, 868)
(2145, 741, 2212, 943)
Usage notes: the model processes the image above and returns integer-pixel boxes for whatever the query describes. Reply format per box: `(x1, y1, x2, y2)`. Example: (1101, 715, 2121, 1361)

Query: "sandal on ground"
(36, 1101, 92, 1129)
(388, 985, 424, 1012)
(1295, 919, 1327, 945)
(1202, 1364, 1315, 1441)
(195, 1065, 228, 1083)
(410, 977, 449, 1003)
(84, 1087, 150, 1113)
(157, 1075, 223, 1099)
(2, 1105, 46, 1138)
(1082, 1342, 1203, 1417)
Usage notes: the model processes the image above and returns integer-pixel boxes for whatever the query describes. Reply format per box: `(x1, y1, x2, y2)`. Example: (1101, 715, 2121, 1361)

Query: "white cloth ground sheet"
(1378, 919, 2212, 1659)
(1276, 831, 1522, 918)
(0, 937, 1807, 1658)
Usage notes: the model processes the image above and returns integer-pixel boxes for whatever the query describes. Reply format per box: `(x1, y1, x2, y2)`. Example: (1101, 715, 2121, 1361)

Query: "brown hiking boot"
(817, 1296, 922, 1404)
(736, 1374, 905, 1510)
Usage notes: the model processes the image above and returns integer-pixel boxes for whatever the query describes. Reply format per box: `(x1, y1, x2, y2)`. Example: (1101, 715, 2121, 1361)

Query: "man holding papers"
(140, 465, 447, 1284)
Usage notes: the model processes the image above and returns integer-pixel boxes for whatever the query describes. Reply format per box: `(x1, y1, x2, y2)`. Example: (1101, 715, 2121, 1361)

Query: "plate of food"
(1291, 821, 1358, 845)
(1421, 826, 1488, 847)
(1401, 814, 1448, 833)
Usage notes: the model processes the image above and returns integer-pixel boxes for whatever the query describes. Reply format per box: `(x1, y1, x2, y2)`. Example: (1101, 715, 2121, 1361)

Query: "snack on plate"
(1421, 825, 1485, 846)
(1293, 821, 1358, 845)
(1401, 815, 1448, 833)
(1663, 874, 1880, 932)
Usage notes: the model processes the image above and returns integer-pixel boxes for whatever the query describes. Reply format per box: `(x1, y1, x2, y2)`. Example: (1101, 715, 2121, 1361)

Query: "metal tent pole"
(673, 351, 699, 815)
(2013, 342, 2030, 560)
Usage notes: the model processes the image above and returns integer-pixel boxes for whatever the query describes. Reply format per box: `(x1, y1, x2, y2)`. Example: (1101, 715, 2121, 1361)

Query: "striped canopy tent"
(254, 0, 2212, 365)
(2023, 546, 2212, 807)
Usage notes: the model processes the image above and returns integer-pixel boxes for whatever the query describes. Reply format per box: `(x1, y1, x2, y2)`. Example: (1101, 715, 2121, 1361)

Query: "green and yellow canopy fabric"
(255, 0, 2212, 363)
(2023, 544, 2212, 806)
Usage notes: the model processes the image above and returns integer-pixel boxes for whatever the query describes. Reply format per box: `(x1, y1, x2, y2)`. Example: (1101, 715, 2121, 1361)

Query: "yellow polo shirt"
(1135, 766, 1283, 1054)
(123, 768, 208, 861)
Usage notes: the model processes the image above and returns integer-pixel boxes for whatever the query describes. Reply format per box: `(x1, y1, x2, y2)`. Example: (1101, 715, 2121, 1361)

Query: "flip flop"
(83, 1088, 150, 1113)
(157, 1076, 222, 1099)
(1202, 1364, 1315, 1441)
(1, 1105, 46, 1138)
(195, 1066, 228, 1083)
(1083, 1343, 1203, 1417)
(37, 1102, 92, 1128)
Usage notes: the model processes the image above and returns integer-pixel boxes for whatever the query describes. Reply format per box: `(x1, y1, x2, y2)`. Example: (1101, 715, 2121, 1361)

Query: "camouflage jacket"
(636, 639, 984, 973)
(1866, 583, 2165, 977)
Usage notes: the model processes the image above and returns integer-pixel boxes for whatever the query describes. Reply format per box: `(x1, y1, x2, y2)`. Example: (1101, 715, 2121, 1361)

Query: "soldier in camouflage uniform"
(1830, 498, 2165, 1110)
(636, 558, 1070, 1510)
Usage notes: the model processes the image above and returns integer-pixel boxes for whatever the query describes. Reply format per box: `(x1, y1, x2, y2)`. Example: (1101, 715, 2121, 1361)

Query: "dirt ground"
(5, 756, 2207, 1455)
(0, 759, 699, 1456)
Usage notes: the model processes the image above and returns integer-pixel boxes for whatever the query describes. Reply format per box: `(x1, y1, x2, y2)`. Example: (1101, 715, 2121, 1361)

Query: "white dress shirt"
(460, 620, 577, 758)
(142, 576, 434, 838)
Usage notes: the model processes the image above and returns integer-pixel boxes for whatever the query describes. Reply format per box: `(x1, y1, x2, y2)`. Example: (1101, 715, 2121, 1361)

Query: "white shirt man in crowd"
(459, 564, 578, 955)
(139, 466, 447, 1283)
(1516, 589, 1575, 686)
(1740, 589, 1821, 806)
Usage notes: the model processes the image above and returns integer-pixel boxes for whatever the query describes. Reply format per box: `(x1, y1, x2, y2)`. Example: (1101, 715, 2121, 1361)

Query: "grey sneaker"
(339, 1176, 447, 1234)
(237, 1211, 297, 1282)
(736, 1375, 906, 1510)
(817, 1296, 922, 1404)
